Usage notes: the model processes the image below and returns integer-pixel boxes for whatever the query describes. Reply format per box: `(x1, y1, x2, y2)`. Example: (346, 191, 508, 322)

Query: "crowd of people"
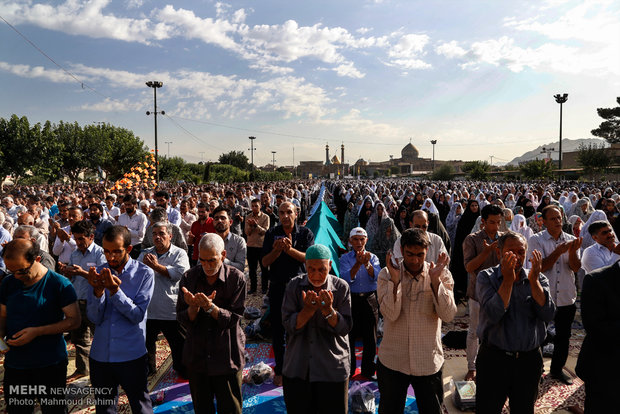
(0, 178, 618, 413)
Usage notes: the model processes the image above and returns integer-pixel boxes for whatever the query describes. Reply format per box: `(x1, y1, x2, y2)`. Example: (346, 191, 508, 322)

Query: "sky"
(1, 0, 618, 167)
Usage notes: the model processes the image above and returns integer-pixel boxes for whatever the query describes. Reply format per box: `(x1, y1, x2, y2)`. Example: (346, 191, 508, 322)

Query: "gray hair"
(199, 233, 225, 253)
(14, 225, 40, 240)
(151, 221, 172, 234)
(497, 231, 527, 251)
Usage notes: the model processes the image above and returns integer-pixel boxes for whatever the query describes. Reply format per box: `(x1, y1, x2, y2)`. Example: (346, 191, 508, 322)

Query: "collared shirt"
(244, 211, 269, 248)
(261, 224, 315, 287)
(91, 218, 114, 246)
(339, 250, 381, 293)
(223, 232, 247, 272)
(190, 218, 216, 260)
(281, 274, 352, 382)
(69, 242, 106, 300)
(476, 264, 556, 352)
(117, 211, 148, 246)
(0, 227, 12, 271)
(106, 206, 120, 222)
(463, 230, 503, 301)
(177, 264, 246, 376)
(393, 232, 448, 265)
(377, 262, 457, 376)
(179, 212, 196, 243)
(167, 206, 181, 227)
(582, 243, 620, 273)
(87, 258, 154, 363)
(528, 230, 579, 306)
(52, 225, 76, 264)
(139, 245, 189, 320)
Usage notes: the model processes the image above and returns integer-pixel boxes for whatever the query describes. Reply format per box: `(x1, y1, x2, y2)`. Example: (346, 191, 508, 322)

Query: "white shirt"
(52, 225, 76, 264)
(106, 206, 121, 222)
(527, 230, 579, 307)
(392, 232, 447, 265)
(117, 211, 148, 246)
(581, 243, 620, 273)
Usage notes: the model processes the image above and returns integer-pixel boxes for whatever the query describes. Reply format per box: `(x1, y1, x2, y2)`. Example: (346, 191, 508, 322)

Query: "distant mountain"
(507, 138, 608, 165)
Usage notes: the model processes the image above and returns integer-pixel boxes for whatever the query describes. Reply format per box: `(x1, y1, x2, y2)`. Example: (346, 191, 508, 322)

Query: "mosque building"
(297, 141, 463, 178)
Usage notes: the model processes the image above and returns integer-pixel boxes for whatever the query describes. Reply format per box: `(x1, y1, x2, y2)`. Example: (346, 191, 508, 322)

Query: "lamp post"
(146, 81, 164, 185)
(430, 140, 437, 171)
(554, 93, 568, 171)
(248, 136, 256, 170)
(164, 141, 172, 157)
(271, 151, 276, 171)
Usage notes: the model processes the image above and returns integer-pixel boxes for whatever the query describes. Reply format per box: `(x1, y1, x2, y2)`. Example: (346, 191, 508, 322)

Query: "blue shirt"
(87, 258, 154, 363)
(476, 264, 556, 352)
(92, 218, 114, 246)
(69, 242, 106, 300)
(0, 270, 77, 369)
(339, 250, 381, 293)
(167, 206, 181, 227)
(0, 227, 12, 272)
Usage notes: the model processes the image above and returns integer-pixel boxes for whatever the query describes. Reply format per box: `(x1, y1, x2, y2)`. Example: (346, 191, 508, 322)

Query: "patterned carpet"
(0, 305, 586, 413)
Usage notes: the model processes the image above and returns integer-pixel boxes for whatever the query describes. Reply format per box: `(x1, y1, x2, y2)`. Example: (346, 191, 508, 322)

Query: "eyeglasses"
(12, 262, 34, 276)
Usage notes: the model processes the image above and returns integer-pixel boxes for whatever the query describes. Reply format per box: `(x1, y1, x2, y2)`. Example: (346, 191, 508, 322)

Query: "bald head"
(410, 210, 429, 232)
(2, 238, 39, 263)
(18, 213, 34, 226)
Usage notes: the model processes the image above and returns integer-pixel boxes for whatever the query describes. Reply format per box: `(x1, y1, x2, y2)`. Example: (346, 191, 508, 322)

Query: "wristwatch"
(325, 309, 336, 320)
(206, 304, 216, 314)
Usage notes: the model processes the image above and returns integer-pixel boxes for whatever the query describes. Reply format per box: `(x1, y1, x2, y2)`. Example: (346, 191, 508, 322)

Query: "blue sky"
(1, 0, 618, 167)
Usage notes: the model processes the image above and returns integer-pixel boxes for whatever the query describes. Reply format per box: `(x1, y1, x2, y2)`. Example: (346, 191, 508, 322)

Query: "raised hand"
(101, 268, 121, 295)
(483, 240, 498, 252)
(318, 290, 334, 315)
(429, 252, 450, 284)
(181, 286, 199, 307)
(385, 250, 400, 285)
(568, 237, 583, 254)
(501, 251, 518, 284)
(301, 290, 321, 313)
(528, 249, 543, 281)
(87, 267, 105, 297)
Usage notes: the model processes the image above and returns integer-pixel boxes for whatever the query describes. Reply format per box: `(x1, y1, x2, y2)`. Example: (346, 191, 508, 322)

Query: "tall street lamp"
(554, 93, 568, 170)
(248, 136, 256, 170)
(430, 140, 437, 171)
(164, 141, 172, 157)
(271, 151, 277, 171)
(146, 81, 164, 185)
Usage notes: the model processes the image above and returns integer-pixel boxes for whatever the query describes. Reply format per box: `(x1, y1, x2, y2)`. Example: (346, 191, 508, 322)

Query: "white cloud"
(435, 41, 467, 59)
(0, 61, 79, 83)
(1, 0, 173, 44)
(333, 63, 365, 78)
(79, 97, 143, 112)
(317, 109, 403, 138)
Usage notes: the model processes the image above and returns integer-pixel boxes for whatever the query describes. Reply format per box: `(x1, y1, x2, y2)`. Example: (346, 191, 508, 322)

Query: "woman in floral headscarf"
(367, 202, 400, 268)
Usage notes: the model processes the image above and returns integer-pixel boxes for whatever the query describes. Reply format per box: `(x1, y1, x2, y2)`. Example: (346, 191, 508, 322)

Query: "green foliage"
(96, 123, 149, 184)
(251, 170, 293, 181)
(159, 156, 204, 184)
(218, 150, 250, 170)
(210, 164, 250, 183)
(462, 161, 490, 180)
(0, 114, 149, 188)
(519, 159, 555, 180)
(577, 143, 613, 179)
(431, 164, 454, 180)
(591, 97, 620, 144)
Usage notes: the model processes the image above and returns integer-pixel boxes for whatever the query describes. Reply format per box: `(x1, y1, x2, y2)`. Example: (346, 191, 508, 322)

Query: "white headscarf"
(510, 214, 535, 242)
(581, 210, 618, 251)
(422, 197, 439, 216)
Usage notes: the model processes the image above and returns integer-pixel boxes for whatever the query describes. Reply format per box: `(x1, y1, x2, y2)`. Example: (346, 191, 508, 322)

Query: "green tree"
(462, 161, 490, 180)
(591, 97, 620, 144)
(56, 122, 105, 187)
(30, 120, 64, 182)
(431, 164, 454, 180)
(219, 151, 250, 170)
(519, 159, 554, 180)
(97, 124, 149, 185)
(0, 114, 35, 184)
(577, 143, 613, 179)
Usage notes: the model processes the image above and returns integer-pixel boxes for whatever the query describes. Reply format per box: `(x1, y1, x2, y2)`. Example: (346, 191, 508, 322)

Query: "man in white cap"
(339, 227, 381, 379)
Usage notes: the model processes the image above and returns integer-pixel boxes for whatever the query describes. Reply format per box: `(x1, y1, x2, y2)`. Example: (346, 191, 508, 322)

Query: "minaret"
(341, 143, 345, 166)
(325, 144, 330, 165)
